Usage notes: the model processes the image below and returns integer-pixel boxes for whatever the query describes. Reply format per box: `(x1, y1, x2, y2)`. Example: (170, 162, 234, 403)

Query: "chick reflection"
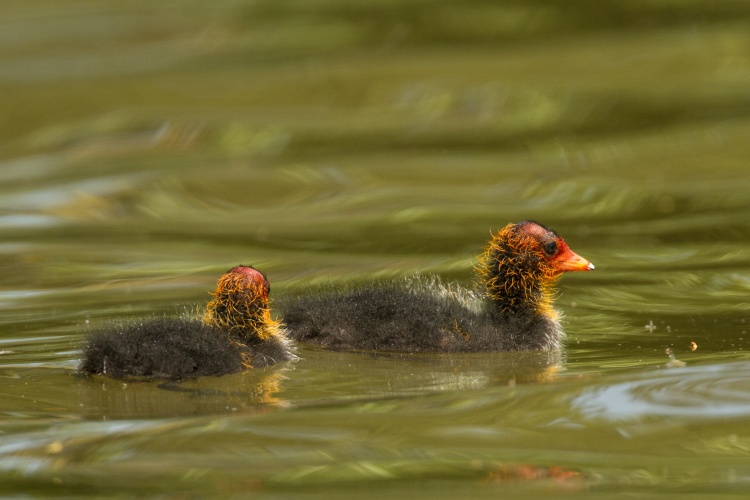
(78, 368, 291, 419)
(288, 346, 564, 399)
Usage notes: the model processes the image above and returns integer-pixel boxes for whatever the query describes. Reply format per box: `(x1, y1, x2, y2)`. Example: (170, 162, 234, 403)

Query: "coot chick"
(280, 221, 593, 352)
(79, 266, 295, 379)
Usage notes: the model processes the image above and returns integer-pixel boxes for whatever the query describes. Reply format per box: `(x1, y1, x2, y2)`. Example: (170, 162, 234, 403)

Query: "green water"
(2, 1, 750, 497)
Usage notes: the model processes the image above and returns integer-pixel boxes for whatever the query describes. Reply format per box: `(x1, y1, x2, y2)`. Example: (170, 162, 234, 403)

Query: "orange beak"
(553, 246, 595, 272)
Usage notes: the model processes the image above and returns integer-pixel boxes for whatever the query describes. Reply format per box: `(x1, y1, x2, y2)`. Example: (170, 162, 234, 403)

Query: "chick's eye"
(543, 241, 558, 256)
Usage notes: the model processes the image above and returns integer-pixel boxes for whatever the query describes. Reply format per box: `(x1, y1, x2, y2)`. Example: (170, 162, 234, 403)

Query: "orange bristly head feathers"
(203, 266, 281, 343)
(476, 221, 593, 318)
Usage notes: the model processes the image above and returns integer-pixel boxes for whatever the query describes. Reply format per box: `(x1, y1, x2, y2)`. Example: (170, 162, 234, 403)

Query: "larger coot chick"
(280, 221, 593, 352)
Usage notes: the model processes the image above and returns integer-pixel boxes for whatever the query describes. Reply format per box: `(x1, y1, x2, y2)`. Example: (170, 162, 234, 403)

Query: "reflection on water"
(67, 347, 562, 420)
(2, 0, 750, 496)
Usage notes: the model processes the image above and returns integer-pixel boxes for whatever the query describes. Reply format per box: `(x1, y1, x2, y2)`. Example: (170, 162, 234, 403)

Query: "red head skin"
(226, 266, 271, 300)
(514, 221, 594, 274)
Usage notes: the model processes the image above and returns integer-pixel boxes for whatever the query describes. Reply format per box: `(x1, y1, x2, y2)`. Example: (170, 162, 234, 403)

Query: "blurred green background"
(2, 1, 750, 497)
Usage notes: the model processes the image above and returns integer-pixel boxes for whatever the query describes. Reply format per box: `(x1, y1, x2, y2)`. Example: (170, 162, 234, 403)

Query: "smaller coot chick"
(280, 221, 593, 352)
(79, 266, 295, 379)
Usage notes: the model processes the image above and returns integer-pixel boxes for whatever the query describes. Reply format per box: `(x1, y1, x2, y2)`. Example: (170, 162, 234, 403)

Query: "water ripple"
(572, 362, 750, 420)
